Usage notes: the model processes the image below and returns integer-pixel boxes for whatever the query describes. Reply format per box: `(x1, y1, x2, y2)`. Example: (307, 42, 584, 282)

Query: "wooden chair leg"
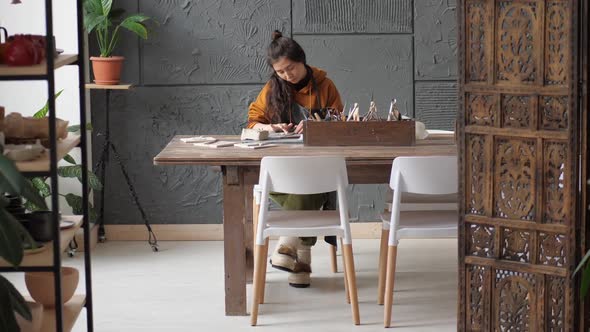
(383, 245, 398, 328)
(253, 198, 259, 247)
(340, 238, 350, 304)
(259, 239, 269, 304)
(342, 243, 360, 325)
(377, 229, 389, 305)
(251, 243, 267, 326)
(329, 244, 338, 273)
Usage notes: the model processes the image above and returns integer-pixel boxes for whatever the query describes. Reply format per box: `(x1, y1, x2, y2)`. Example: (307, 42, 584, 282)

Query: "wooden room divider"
(457, 0, 584, 330)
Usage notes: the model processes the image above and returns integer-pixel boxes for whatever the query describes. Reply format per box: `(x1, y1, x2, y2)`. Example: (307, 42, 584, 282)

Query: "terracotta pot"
(14, 301, 43, 332)
(90, 56, 124, 85)
(24, 267, 79, 307)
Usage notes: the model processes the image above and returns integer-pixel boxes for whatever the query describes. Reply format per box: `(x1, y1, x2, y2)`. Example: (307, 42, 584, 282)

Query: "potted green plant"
(83, 0, 154, 85)
(26, 90, 102, 220)
(0, 154, 48, 332)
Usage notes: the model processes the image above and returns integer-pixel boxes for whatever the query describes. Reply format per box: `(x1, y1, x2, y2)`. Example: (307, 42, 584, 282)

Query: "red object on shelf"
(4, 38, 39, 66)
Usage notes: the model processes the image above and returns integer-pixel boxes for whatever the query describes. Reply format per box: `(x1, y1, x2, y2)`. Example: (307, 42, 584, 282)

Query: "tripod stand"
(89, 85, 158, 251)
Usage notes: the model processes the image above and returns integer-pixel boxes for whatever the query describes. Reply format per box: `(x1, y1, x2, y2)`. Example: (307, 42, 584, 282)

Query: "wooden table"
(154, 135, 456, 316)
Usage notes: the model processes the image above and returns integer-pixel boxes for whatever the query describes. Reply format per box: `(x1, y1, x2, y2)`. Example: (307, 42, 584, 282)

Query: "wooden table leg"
(222, 166, 247, 316)
(244, 184, 254, 283)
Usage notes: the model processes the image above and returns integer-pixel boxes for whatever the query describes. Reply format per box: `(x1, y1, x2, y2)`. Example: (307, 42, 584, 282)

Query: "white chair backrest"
(259, 156, 349, 195)
(390, 156, 458, 195)
(257, 156, 352, 244)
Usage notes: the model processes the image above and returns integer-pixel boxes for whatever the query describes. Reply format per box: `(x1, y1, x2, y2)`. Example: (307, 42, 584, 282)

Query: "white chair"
(253, 185, 340, 273)
(378, 156, 458, 327)
(250, 156, 360, 326)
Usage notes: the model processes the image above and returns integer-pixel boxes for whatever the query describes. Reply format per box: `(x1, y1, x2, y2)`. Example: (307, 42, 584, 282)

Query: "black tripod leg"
(94, 138, 109, 242)
(109, 142, 159, 251)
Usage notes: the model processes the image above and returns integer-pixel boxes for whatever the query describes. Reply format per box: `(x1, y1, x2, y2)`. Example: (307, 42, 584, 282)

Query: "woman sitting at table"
(247, 30, 343, 288)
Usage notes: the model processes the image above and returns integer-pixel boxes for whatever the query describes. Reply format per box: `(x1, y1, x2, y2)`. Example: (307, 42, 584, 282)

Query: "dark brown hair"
(265, 30, 307, 122)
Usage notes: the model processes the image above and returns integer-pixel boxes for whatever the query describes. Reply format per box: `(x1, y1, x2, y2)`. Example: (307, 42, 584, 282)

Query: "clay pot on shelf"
(90, 56, 124, 85)
(14, 301, 43, 332)
(24, 266, 79, 307)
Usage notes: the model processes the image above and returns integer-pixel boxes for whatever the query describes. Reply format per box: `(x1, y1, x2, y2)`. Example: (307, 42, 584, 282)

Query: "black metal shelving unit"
(0, 0, 93, 331)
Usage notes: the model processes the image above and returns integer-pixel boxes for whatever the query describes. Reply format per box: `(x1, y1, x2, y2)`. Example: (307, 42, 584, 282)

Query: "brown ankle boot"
(270, 236, 299, 272)
(288, 245, 311, 288)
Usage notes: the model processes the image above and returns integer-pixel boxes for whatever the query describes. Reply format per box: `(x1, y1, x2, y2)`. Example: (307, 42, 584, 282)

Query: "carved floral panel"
(540, 96, 568, 131)
(497, 1, 540, 83)
(467, 0, 490, 82)
(495, 269, 535, 331)
(545, 1, 569, 86)
(494, 138, 536, 220)
(543, 141, 568, 224)
(502, 228, 531, 263)
(468, 224, 496, 258)
(468, 94, 496, 126)
(538, 232, 566, 267)
(466, 135, 487, 216)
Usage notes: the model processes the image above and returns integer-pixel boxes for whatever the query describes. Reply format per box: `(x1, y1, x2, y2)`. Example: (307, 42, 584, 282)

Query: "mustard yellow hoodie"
(247, 66, 343, 128)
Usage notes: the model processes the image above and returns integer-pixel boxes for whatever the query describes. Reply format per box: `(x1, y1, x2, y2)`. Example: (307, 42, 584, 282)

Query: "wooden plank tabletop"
(153, 135, 457, 166)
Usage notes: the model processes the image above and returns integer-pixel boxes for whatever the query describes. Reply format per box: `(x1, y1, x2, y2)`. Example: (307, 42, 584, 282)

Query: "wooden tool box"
(303, 120, 415, 146)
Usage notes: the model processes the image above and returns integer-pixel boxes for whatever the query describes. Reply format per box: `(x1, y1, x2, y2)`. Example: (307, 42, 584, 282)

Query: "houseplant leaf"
(22, 179, 48, 210)
(64, 194, 98, 221)
(33, 89, 63, 118)
(65, 194, 83, 215)
(58, 166, 103, 191)
(0, 281, 20, 332)
(574, 249, 590, 276)
(582, 262, 590, 297)
(31, 178, 51, 198)
(0, 155, 23, 194)
(63, 154, 77, 165)
(83, 0, 102, 16)
(83, 14, 106, 34)
(67, 123, 93, 133)
(0, 276, 31, 321)
(100, 0, 112, 16)
(58, 165, 83, 179)
(0, 209, 25, 266)
(89, 205, 98, 223)
(87, 170, 103, 191)
(120, 18, 148, 39)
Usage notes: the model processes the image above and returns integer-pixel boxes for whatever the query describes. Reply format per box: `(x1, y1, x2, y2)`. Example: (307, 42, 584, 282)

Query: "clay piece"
(4, 140, 45, 161)
(240, 128, 269, 141)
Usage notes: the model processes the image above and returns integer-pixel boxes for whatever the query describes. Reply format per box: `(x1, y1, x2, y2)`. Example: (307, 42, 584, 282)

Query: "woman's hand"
(266, 123, 293, 133)
(294, 120, 305, 134)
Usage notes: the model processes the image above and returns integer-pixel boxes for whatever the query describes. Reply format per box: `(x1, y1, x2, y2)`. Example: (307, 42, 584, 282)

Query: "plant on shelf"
(25, 91, 102, 221)
(0, 155, 48, 332)
(83, 0, 155, 85)
(575, 249, 590, 299)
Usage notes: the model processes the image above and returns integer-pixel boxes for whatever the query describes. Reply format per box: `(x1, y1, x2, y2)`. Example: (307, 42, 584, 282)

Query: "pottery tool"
(347, 103, 358, 121)
(364, 100, 380, 121)
(387, 99, 401, 121)
(234, 142, 278, 149)
(193, 141, 235, 148)
(387, 99, 394, 121)
(352, 103, 360, 121)
(180, 136, 217, 143)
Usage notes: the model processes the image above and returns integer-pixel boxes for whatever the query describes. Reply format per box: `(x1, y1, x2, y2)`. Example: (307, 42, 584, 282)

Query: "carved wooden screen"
(458, 0, 579, 330)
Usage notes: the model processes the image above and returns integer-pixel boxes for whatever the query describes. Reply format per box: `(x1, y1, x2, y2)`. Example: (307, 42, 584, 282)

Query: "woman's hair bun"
(272, 30, 283, 41)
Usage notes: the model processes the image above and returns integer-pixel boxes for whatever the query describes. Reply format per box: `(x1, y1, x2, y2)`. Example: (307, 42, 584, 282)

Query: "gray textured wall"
(91, 0, 457, 225)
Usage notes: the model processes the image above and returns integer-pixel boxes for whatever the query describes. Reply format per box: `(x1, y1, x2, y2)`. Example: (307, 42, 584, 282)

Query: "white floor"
(4, 238, 458, 331)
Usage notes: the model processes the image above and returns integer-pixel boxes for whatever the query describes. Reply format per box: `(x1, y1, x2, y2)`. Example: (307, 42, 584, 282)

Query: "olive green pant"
(269, 192, 336, 247)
